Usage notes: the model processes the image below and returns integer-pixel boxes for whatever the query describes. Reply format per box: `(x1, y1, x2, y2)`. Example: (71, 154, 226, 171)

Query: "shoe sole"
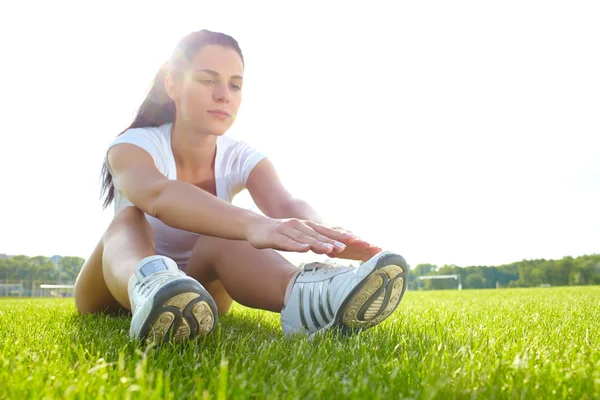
(137, 280, 218, 343)
(332, 252, 408, 334)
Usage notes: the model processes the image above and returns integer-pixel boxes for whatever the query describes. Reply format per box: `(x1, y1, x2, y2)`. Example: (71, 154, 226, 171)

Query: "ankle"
(283, 270, 301, 308)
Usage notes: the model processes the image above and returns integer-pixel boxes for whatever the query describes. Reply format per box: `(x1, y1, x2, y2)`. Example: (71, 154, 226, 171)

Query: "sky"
(0, 1, 598, 269)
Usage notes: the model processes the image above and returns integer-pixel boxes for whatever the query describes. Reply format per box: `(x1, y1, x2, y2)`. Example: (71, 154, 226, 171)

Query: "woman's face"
(167, 45, 244, 135)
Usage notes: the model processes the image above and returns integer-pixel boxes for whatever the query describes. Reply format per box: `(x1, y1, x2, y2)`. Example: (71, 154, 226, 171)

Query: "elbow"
(146, 180, 171, 220)
(148, 197, 161, 220)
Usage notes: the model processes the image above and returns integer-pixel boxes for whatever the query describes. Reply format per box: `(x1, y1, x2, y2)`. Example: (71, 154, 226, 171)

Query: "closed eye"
(197, 77, 241, 91)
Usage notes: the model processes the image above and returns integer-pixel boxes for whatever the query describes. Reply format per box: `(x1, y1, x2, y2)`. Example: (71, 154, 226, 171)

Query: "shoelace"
(137, 271, 182, 297)
(300, 261, 352, 276)
(300, 262, 333, 277)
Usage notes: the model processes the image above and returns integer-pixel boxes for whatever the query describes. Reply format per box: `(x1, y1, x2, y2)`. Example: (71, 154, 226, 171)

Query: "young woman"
(74, 29, 409, 342)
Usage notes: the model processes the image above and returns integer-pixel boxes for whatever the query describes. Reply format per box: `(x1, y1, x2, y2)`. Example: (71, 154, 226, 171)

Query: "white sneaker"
(280, 251, 409, 338)
(128, 255, 218, 342)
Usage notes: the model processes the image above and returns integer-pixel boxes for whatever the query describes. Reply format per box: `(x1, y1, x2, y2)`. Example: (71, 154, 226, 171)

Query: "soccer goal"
(417, 274, 462, 290)
(39, 284, 75, 298)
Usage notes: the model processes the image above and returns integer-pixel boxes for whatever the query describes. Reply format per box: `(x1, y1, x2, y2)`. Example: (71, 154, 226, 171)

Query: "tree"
(465, 274, 484, 289)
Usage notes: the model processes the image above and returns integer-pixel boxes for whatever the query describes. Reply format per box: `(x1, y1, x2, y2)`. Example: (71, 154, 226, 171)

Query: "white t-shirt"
(105, 122, 267, 268)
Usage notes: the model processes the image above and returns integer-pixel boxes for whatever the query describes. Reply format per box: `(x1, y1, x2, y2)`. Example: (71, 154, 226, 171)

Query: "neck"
(170, 120, 218, 175)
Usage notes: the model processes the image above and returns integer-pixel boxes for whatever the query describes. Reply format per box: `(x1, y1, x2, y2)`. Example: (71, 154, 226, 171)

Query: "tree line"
(408, 254, 600, 290)
(1, 253, 599, 292)
(0, 255, 84, 282)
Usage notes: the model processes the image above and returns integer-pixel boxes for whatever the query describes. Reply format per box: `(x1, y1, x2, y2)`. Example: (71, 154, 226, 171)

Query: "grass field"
(1, 287, 599, 399)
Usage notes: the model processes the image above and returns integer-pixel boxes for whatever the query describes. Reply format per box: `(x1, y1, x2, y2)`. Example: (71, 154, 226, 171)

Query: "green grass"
(1, 287, 599, 399)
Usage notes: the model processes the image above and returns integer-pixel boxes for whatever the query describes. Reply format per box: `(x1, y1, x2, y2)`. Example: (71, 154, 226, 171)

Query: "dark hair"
(100, 29, 244, 209)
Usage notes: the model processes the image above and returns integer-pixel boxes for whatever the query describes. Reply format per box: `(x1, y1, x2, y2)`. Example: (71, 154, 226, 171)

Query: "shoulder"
(106, 123, 174, 176)
(116, 123, 170, 144)
(108, 123, 172, 153)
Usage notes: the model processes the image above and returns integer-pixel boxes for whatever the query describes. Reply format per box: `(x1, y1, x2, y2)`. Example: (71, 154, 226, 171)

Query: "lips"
(208, 110, 230, 117)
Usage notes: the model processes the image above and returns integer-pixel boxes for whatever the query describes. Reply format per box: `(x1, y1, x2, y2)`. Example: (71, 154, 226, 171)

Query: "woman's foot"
(128, 255, 218, 342)
(280, 251, 409, 338)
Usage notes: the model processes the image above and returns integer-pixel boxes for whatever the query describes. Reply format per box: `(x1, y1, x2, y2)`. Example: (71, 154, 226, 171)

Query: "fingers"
(273, 234, 312, 253)
(306, 222, 357, 242)
(293, 221, 347, 253)
(272, 219, 382, 257)
(305, 221, 379, 250)
(278, 219, 345, 254)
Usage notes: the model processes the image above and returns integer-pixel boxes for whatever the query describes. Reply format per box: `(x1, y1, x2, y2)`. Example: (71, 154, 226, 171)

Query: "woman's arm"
(108, 144, 346, 254)
(109, 144, 264, 241)
(279, 198, 327, 225)
(245, 158, 382, 260)
(245, 159, 328, 223)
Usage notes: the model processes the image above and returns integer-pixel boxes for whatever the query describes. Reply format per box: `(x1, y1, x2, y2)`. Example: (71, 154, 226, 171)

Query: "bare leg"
(74, 237, 123, 314)
(185, 235, 300, 313)
(201, 279, 235, 314)
(74, 206, 155, 313)
(76, 206, 301, 314)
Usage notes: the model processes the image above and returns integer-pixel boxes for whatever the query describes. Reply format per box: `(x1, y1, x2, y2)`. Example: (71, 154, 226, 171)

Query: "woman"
(74, 29, 409, 342)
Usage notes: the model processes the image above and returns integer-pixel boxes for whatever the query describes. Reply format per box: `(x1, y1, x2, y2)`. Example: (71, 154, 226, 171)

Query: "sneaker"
(128, 255, 218, 342)
(280, 251, 409, 338)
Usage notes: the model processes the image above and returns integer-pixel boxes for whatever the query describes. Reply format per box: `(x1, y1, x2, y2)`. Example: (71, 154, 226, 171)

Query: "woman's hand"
(245, 217, 355, 255)
(304, 223, 382, 262)
(245, 217, 382, 262)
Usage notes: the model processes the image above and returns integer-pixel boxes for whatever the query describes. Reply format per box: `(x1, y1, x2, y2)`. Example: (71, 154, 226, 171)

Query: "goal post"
(417, 274, 462, 290)
(39, 284, 75, 298)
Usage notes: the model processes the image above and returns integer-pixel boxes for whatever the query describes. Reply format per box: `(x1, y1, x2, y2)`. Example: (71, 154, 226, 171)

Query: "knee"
(110, 206, 146, 227)
(105, 206, 153, 243)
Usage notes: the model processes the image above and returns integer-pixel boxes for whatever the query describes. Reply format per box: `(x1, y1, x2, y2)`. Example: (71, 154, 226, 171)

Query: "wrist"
(241, 209, 272, 241)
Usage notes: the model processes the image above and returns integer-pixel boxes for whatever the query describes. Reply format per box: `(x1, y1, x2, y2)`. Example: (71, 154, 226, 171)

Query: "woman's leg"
(74, 206, 155, 313)
(200, 279, 235, 314)
(184, 235, 300, 313)
(76, 206, 300, 315)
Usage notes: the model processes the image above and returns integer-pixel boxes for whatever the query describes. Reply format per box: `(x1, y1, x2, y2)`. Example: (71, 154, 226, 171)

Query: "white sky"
(1, 1, 598, 268)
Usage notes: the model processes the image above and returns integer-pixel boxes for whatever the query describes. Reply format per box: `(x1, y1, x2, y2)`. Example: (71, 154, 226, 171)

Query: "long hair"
(100, 29, 244, 209)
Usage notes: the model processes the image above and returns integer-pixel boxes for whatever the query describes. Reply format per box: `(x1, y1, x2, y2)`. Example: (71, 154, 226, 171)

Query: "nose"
(213, 82, 231, 103)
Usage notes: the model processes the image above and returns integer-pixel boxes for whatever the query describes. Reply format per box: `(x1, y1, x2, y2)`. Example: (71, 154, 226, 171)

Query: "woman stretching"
(74, 29, 409, 342)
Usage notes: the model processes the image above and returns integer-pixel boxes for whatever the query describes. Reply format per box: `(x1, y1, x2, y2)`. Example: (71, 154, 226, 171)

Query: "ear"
(164, 73, 178, 102)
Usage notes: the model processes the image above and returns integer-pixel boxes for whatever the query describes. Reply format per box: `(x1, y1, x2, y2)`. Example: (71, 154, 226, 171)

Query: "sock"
(137, 256, 170, 278)
(283, 270, 301, 308)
